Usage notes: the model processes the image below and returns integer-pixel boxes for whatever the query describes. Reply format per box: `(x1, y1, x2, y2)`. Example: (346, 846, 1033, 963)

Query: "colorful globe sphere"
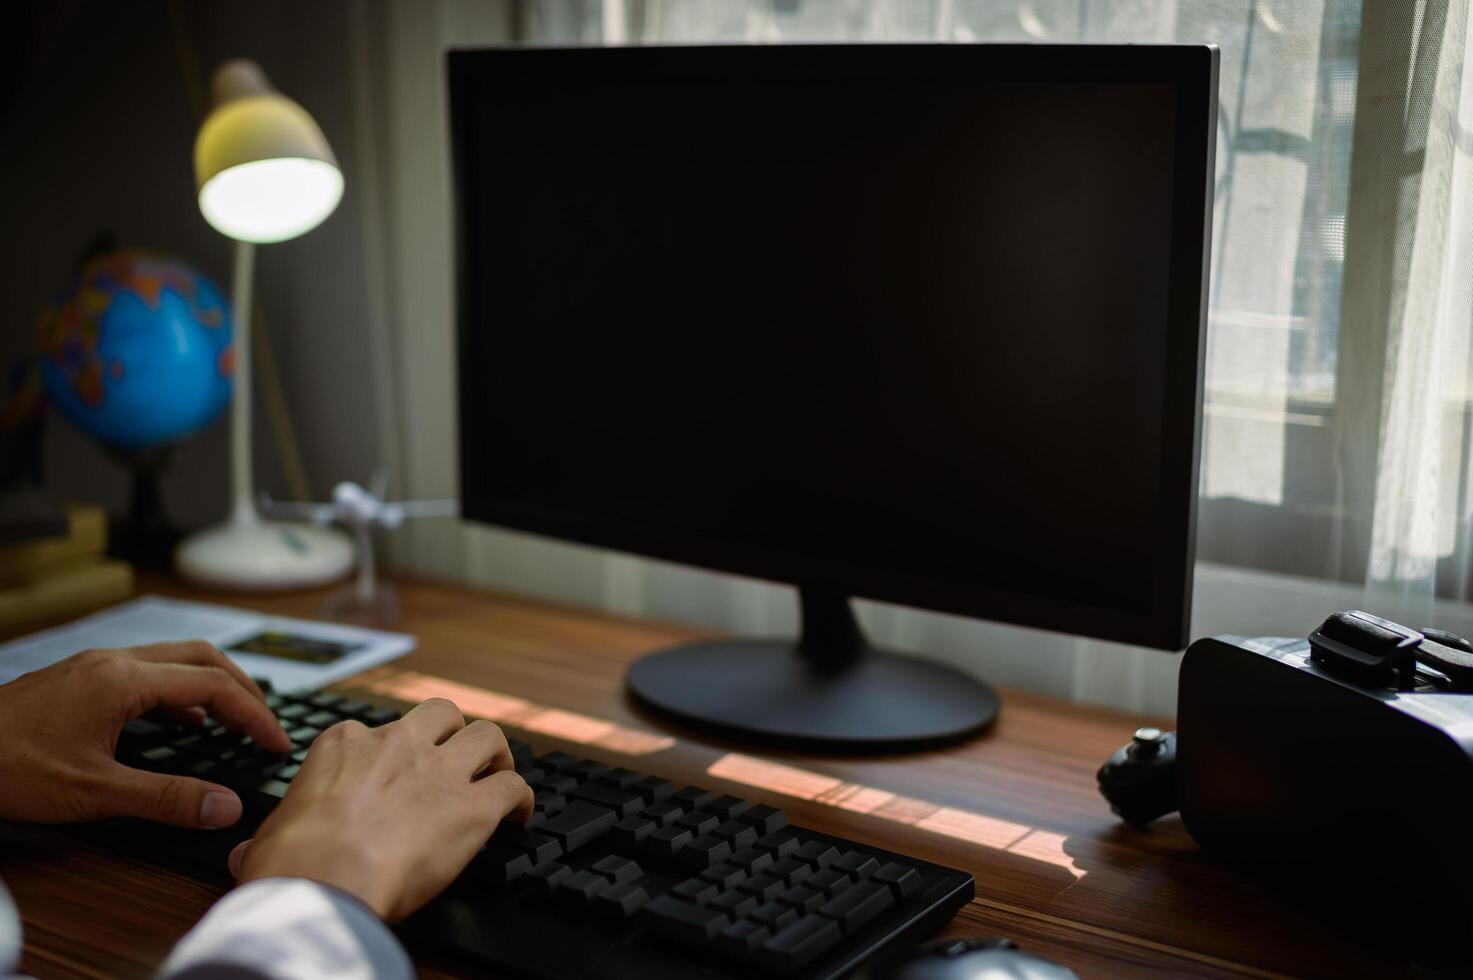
(37, 250, 232, 452)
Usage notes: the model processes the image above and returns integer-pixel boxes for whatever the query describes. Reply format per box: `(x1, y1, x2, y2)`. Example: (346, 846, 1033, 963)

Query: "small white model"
(259, 479, 456, 623)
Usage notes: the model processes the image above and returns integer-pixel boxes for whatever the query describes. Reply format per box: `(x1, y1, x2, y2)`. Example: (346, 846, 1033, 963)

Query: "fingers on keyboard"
(119, 712, 947, 977)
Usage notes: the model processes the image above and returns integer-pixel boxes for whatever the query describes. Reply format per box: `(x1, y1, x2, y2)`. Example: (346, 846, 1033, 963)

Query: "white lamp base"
(176, 519, 354, 592)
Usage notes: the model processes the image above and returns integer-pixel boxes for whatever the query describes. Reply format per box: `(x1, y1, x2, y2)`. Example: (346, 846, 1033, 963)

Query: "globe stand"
(108, 446, 181, 570)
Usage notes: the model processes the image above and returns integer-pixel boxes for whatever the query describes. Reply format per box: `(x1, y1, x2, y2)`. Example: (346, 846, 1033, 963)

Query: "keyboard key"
(169, 734, 203, 752)
(710, 890, 757, 920)
(873, 862, 923, 898)
(755, 832, 801, 860)
(591, 879, 649, 918)
(671, 878, 717, 905)
(610, 816, 656, 847)
(590, 855, 642, 884)
(641, 801, 685, 827)
(517, 767, 548, 786)
(363, 706, 399, 726)
(777, 884, 825, 914)
(571, 783, 643, 817)
(678, 835, 732, 870)
(631, 776, 676, 804)
(185, 759, 222, 780)
(286, 726, 321, 745)
(675, 811, 718, 836)
(533, 792, 567, 816)
(506, 739, 534, 766)
(738, 804, 788, 836)
(832, 852, 880, 880)
(807, 868, 854, 898)
(669, 786, 714, 810)
(816, 880, 894, 934)
(702, 795, 751, 821)
(263, 693, 284, 711)
(727, 847, 775, 875)
(717, 919, 770, 955)
(596, 767, 642, 790)
(253, 779, 290, 812)
(558, 869, 611, 904)
(308, 692, 345, 709)
(471, 844, 531, 884)
(536, 801, 616, 852)
(700, 862, 747, 890)
(639, 894, 730, 944)
(290, 748, 310, 763)
(491, 825, 563, 866)
(121, 717, 168, 744)
(760, 914, 843, 971)
(336, 700, 373, 719)
(737, 872, 784, 903)
(793, 840, 840, 869)
(526, 861, 573, 895)
(749, 901, 798, 932)
(277, 704, 311, 722)
(711, 820, 758, 850)
(302, 710, 340, 729)
(140, 745, 181, 772)
(642, 826, 693, 860)
(536, 751, 580, 773)
(768, 857, 813, 887)
(532, 774, 579, 796)
(565, 759, 610, 782)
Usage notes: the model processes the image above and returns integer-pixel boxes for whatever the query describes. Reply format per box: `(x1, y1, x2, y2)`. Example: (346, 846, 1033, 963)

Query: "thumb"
(95, 763, 243, 829)
(228, 839, 252, 879)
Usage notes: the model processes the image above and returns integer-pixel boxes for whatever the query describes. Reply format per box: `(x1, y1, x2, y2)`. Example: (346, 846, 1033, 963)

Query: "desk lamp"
(175, 59, 352, 590)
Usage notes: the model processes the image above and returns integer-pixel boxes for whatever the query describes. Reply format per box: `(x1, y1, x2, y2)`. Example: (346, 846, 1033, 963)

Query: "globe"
(36, 250, 232, 452)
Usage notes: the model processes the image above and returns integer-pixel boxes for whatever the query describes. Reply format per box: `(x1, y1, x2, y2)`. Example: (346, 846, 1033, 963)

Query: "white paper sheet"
(0, 595, 415, 693)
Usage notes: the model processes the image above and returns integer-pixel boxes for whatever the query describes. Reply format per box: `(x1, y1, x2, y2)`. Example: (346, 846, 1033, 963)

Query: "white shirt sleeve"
(0, 878, 19, 977)
(158, 878, 413, 980)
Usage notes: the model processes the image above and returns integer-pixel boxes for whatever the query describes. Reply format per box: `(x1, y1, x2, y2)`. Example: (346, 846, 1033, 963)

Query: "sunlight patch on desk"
(917, 807, 1031, 849)
(364, 671, 536, 721)
(705, 752, 1085, 880)
(356, 670, 676, 755)
(520, 708, 614, 742)
(1006, 829, 1085, 880)
(707, 753, 844, 800)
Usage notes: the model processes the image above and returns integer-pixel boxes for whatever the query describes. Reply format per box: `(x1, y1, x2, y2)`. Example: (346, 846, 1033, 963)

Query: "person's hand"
(0, 641, 290, 828)
(228, 698, 533, 922)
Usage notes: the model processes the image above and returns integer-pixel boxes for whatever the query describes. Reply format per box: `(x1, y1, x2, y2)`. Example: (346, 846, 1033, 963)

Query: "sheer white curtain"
(373, 0, 1473, 715)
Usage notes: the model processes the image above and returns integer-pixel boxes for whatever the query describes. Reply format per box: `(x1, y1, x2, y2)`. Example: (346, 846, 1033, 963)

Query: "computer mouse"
(853, 937, 1079, 980)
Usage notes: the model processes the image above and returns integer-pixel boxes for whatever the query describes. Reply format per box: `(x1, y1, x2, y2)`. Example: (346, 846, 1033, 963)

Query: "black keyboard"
(112, 683, 974, 979)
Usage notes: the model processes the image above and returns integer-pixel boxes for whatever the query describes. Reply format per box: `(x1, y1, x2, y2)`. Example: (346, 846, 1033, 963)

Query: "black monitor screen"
(451, 45, 1214, 650)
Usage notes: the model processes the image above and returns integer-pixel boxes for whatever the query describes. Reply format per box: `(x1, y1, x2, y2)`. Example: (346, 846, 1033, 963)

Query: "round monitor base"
(626, 640, 999, 751)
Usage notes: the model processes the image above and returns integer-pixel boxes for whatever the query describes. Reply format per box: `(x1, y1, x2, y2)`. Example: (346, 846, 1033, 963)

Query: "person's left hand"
(0, 641, 291, 828)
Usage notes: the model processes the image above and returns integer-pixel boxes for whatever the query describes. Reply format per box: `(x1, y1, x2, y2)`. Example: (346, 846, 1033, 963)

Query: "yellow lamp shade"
(194, 60, 343, 244)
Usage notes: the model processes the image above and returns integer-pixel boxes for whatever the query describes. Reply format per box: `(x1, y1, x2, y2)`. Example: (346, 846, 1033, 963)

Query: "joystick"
(1095, 726, 1178, 826)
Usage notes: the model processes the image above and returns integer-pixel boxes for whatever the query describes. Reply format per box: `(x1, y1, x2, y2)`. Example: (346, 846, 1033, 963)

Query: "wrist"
(239, 836, 398, 919)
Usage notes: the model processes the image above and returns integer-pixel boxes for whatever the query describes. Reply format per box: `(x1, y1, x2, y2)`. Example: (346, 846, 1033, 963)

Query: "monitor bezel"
(448, 43, 1217, 651)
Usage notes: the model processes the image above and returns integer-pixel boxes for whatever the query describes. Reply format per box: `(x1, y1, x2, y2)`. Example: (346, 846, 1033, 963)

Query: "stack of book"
(0, 505, 134, 634)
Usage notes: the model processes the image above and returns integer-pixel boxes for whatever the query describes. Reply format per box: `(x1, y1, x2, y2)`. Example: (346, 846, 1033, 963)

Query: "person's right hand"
(229, 698, 533, 921)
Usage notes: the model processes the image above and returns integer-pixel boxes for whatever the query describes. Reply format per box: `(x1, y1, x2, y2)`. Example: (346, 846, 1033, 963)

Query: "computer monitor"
(449, 43, 1217, 750)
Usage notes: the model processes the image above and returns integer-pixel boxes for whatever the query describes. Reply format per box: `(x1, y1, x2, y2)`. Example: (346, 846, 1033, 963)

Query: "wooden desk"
(0, 576, 1397, 979)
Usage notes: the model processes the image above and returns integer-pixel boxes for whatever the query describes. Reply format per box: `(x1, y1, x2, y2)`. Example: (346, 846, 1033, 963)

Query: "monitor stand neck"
(626, 585, 999, 751)
(796, 588, 869, 671)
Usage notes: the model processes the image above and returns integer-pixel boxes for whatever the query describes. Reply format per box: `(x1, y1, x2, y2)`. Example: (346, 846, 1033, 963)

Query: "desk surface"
(1, 576, 1398, 979)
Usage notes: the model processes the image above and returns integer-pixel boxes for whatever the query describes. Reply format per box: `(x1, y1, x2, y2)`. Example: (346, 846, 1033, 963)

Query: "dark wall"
(0, 0, 379, 527)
